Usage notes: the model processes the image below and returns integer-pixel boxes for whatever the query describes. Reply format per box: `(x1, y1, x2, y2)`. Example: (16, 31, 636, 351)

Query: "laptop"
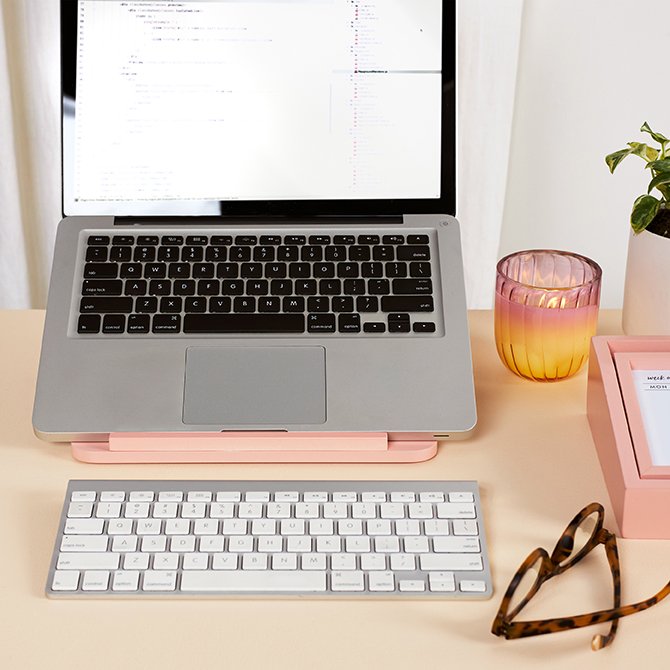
(33, 0, 476, 446)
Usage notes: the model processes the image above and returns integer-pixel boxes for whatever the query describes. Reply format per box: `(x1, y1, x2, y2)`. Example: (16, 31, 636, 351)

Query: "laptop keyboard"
(76, 232, 438, 336)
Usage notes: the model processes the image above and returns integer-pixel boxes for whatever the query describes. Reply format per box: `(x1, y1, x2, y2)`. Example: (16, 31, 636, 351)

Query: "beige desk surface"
(1, 309, 669, 669)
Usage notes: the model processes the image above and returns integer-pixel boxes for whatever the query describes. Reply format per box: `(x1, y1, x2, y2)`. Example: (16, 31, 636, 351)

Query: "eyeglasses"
(491, 502, 670, 651)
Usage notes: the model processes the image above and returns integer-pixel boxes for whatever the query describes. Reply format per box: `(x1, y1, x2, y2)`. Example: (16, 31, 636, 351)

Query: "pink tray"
(587, 336, 670, 538)
(70, 432, 438, 464)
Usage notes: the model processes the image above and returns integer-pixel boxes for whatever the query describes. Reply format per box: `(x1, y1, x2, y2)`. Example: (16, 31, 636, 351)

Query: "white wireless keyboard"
(47, 480, 492, 598)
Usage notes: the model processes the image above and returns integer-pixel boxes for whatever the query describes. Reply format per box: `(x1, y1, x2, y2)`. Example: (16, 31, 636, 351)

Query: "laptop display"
(62, 0, 455, 216)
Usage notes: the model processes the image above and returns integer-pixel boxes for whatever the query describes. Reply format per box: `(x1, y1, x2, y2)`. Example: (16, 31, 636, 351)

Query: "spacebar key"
(184, 314, 305, 333)
(180, 571, 326, 593)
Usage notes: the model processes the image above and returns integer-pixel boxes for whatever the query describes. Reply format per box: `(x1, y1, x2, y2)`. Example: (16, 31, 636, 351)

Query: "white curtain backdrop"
(0, 0, 524, 309)
(0, 0, 60, 309)
(458, 0, 524, 308)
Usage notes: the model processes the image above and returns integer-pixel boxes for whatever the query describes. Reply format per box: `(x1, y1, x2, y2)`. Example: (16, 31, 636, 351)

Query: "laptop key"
(230, 247, 251, 262)
(209, 297, 231, 313)
(186, 236, 208, 245)
(386, 262, 408, 278)
(136, 297, 158, 313)
(409, 262, 431, 277)
(112, 235, 134, 246)
(307, 314, 335, 333)
(110, 246, 132, 262)
(211, 235, 233, 246)
(88, 235, 110, 245)
(102, 315, 125, 334)
(363, 322, 386, 333)
(134, 247, 156, 262)
(153, 315, 181, 334)
(392, 279, 433, 294)
(168, 263, 191, 279)
(388, 314, 411, 333)
(137, 236, 159, 246)
(86, 247, 108, 262)
(77, 314, 101, 334)
(161, 235, 184, 245)
(128, 315, 150, 334)
(349, 246, 371, 261)
(413, 322, 436, 333)
(332, 297, 354, 312)
(84, 263, 118, 279)
(356, 296, 378, 312)
(182, 246, 203, 262)
(160, 297, 182, 313)
(235, 236, 257, 245)
(397, 246, 430, 261)
(80, 297, 133, 313)
(185, 298, 207, 313)
(125, 280, 147, 296)
(382, 297, 434, 312)
(270, 280, 293, 295)
(368, 279, 390, 295)
(407, 235, 430, 245)
(307, 297, 329, 313)
(338, 314, 361, 333)
(284, 235, 306, 245)
(81, 280, 122, 296)
(184, 314, 305, 334)
(283, 297, 305, 312)
(120, 263, 142, 278)
(277, 246, 299, 261)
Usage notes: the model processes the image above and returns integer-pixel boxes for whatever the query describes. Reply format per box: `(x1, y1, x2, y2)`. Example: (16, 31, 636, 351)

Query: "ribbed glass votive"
(494, 250, 602, 381)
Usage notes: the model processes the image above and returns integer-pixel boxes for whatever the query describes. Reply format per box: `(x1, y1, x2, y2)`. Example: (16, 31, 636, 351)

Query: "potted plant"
(606, 122, 670, 334)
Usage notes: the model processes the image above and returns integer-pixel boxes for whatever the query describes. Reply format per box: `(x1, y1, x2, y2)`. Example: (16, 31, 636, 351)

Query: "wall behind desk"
(500, 0, 670, 309)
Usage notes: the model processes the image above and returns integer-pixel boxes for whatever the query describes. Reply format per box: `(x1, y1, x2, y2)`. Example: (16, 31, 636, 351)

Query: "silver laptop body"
(33, 0, 476, 444)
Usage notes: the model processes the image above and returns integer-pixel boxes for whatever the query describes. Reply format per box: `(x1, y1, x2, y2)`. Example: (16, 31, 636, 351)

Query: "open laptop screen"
(61, 0, 455, 217)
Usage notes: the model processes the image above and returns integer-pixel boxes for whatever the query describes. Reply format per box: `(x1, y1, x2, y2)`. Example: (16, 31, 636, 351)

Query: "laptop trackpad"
(182, 346, 326, 425)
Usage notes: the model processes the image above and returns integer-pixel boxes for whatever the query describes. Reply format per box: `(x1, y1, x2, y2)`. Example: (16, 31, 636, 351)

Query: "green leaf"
(628, 142, 659, 161)
(631, 194, 661, 233)
(605, 149, 630, 172)
(646, 159, 670, 172)
(641, 122, 669, 145)
(648, 171, 670, 194)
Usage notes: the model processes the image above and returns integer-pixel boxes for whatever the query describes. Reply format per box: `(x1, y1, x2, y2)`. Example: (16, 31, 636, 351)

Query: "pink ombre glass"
(495, 250, 602, 381)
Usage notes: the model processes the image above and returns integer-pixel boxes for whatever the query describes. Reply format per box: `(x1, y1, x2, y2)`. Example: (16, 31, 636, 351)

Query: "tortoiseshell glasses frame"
(491, 502, 670, 651)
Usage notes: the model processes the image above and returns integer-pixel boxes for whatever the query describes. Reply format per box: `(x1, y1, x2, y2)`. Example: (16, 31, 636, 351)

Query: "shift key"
(381, 296, 434, 312)
(79, 297, 133, 313)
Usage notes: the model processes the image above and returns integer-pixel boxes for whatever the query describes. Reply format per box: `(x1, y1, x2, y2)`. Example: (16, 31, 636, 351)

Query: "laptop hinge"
(113, 215, 404, 226)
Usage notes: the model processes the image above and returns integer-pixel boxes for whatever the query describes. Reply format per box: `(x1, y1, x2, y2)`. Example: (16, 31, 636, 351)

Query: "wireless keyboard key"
(181, 571, 327, 593)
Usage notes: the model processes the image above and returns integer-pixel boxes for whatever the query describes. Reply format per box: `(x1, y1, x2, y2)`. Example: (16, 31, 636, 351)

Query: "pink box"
(587, 336, 670, 538)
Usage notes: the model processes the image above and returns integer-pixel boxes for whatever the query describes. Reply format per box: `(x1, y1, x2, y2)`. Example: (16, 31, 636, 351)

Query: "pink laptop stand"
(587, 336, 670, 538)
(70, 432, 438, 464)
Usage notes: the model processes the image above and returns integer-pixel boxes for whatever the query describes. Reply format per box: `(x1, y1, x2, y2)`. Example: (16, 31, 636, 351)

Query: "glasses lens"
(508, 554, 544, 617)
(556, 509, 600, 568)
